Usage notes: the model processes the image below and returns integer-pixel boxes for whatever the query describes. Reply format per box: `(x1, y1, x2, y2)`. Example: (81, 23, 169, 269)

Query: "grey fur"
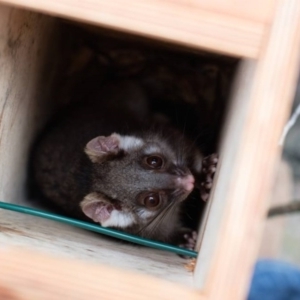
(33, 81, 203, 244)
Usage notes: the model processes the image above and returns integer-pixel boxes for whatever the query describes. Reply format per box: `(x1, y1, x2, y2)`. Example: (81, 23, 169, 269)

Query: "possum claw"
(200, 153, 218, 202)
(178, 230, 198, 258)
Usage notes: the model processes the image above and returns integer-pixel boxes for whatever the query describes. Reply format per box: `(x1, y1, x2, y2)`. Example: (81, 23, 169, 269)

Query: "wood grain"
(0, 6, 58, 205)
(0, 247, 203, 300)
(195, 0, 300, 299)
(171, 0, 276, 23)
(0, 0, 269, 57)
(0, 210, 193, 286)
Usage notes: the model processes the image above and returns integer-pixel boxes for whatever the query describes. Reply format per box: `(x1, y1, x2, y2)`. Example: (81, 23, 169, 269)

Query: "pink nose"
(177, 174, 195, 192)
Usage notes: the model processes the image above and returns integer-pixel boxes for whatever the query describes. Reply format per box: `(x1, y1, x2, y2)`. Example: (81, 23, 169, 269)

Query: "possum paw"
(200, 153, 218, 202)
(179, 230, 198, 251)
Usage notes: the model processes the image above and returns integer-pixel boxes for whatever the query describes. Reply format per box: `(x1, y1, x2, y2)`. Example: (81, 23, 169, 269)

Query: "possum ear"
(80, 193, 114, 224)
(85, 133, 121, 163)
(80, 193, 135, 228)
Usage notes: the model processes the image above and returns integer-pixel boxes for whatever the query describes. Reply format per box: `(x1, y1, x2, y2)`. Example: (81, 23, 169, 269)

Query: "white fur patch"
(137, 209, 155, 219)
(113, 134, 144, 151)
(143, 145, 161, 155)
(101, 210, 135, 228)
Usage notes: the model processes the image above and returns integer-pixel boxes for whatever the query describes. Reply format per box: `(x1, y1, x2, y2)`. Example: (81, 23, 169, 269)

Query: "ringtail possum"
(33, 81, 205, 246)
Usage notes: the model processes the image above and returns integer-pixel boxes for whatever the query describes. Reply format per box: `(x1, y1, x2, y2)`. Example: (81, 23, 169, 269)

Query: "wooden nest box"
(0, 0, 300, 299)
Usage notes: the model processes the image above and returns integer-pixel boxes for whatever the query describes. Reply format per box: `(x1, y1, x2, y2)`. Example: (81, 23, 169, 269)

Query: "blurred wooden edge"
(0, 0, 270, 58)
(0, 247, 204, 300)
(194, 0, 300, 298)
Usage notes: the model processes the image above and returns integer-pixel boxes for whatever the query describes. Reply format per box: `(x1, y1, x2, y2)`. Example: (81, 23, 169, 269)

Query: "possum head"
(80, 132, 202, 240)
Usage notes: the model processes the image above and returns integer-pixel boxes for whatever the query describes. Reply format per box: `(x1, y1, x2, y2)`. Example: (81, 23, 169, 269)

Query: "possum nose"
(177, 174, 195, 192)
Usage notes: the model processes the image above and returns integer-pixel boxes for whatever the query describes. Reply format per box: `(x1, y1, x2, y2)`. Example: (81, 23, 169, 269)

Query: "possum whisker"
(137, 200, 175, 239)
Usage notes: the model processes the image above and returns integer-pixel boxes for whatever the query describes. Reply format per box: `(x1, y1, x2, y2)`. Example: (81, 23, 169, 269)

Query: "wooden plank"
(0, 6, 58, 205)
(0, 210, 193, 286)
(194, 60, 257, 282)
(0, 0, 267, 58)
(0, 247, 204, 300)
(194, 0, 300, 299)
(172, 0, 276, 23)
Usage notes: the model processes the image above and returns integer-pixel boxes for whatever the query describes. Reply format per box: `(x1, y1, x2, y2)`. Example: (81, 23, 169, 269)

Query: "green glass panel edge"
(0, 201, 197, 258)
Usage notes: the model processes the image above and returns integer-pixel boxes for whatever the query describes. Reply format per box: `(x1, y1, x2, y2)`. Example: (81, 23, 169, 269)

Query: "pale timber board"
(194, 62, 256, 253)
(0, 0, 266, 58)
(171, 0, 276, 23)
(0, 247, 204, 300)
(0, 6, 59, 205)
(0, 210, 193, 286)
(194, 0, 300, 299)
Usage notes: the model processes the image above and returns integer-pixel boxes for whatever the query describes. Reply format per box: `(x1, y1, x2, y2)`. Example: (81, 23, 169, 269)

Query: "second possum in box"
(32, 80, 217, 248)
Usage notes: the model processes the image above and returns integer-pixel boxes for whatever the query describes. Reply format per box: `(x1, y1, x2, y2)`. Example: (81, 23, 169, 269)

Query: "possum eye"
(144, 193, 160, 208)
(145, 155, 164, 169)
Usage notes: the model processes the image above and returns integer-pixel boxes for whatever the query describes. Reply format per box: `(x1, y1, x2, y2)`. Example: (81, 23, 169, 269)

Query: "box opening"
(0, 7, 239, 287)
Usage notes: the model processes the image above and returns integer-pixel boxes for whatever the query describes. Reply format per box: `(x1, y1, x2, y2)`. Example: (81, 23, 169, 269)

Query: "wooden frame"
(0, 0, 300, 299)
(0, 0, 276, 57)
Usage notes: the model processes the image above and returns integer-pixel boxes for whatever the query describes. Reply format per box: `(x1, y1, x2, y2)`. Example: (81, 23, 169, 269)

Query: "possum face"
(80, 132, 202, 239)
